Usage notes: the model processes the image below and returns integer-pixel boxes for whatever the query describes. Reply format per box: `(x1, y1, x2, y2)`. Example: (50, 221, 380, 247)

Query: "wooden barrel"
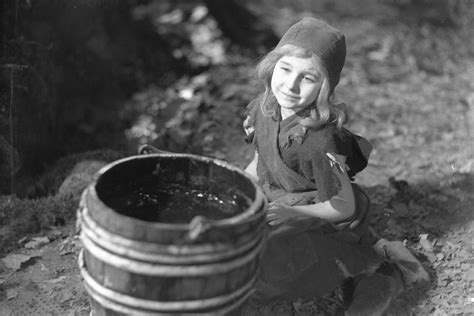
(77, 153, 267, 315)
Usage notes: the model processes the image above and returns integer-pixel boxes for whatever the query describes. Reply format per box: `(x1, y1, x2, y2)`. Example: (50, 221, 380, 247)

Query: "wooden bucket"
(77, 154, 267, 315)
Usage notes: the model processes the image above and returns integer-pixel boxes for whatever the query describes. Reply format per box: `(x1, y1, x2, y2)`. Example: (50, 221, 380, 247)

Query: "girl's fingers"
(266, 213, 283, 226)
(268, 219, 282, 226)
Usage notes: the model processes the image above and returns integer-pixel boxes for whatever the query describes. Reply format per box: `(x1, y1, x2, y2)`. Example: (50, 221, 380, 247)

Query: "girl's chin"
(277, 99, 303, 110)
(276, 97, 297, 108)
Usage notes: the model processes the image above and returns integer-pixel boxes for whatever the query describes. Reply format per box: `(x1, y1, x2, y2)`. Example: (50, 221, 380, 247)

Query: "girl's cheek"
(272, 70, 282, 81)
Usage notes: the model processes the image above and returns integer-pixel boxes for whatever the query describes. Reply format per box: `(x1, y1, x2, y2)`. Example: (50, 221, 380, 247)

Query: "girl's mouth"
(280, 91, 299, 100)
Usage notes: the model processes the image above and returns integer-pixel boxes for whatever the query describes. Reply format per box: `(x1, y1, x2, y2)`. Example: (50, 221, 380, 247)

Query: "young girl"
(243, 17, 428, 314)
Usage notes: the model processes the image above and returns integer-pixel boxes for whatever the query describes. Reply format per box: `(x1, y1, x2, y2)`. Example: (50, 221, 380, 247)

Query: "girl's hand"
(267, 202, 306, 226)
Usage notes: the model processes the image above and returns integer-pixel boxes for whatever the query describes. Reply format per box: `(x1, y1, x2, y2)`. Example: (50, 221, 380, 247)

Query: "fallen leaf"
(44, 276, 67, 284)
(463, 268, 474, 282)
(459, 159, 473, 173)
(461, 263, 470, 269)
(60, 289, 74, 303)
(33, 236, 50, 242)
(178, 87, 194, 100)
(25, 236, 50, 249)
(456, 249, 469, 258)
(1, 254, 36, 271)
(60, 247, 74, 256)
(59, 237, 77, 255)
(6, 288, 19, 300)
(72, 238, 83, 248)
(419, 234, 434, 252)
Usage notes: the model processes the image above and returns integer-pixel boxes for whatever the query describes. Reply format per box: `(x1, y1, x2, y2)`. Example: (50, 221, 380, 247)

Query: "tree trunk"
(205, 0, 279, 50)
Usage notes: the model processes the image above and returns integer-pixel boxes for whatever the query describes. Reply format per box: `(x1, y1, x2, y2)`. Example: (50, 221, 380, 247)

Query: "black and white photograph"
(1, 0, 473, 315)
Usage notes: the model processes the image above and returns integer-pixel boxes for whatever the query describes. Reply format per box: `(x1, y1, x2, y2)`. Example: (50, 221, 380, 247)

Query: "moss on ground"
(1, 149, 129, 257)
(0, 194, 77, 257)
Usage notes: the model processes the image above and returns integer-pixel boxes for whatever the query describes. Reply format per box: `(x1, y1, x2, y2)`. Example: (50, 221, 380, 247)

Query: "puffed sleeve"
(335, 127, 372, 179)
(301, 126, 372, 202)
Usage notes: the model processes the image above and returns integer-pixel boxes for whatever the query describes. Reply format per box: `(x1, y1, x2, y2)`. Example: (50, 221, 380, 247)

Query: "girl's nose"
(285, 75, 299, 92)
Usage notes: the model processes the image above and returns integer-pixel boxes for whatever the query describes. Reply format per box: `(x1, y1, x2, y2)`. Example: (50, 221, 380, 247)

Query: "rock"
(1, 253, 39, 271)
(57, 160, 107, 198)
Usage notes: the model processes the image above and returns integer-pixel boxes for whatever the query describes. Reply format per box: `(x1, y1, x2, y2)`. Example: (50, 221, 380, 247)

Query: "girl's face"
(271, 55, 322, 118)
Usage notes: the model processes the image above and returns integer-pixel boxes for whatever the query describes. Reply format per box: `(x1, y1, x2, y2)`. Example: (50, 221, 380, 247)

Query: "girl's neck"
(280, 108, 296, 120)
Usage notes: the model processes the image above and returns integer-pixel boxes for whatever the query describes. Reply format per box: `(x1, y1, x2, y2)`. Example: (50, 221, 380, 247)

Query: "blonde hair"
(255, 44, 347, 129)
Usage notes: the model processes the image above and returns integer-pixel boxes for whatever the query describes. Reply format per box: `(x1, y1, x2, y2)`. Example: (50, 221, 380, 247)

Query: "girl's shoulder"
(245, 96, 264, 115)
(304, 124, 372, 178)
(244, 96, 264, 126)
(304, 123, 342, 150)
(244, 96, 266, 144)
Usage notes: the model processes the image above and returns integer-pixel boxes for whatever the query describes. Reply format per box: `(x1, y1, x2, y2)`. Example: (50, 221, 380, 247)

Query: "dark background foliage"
(1, 0, 472, 196)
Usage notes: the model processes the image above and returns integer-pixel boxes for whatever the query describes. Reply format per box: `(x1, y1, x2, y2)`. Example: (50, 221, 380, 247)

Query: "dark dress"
(245, 97, 384, 301)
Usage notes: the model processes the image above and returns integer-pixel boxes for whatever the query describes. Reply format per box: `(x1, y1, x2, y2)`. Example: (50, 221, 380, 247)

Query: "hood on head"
(276, 17, 346, 94)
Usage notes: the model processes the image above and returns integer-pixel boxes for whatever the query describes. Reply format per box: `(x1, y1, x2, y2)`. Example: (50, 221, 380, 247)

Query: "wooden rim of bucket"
(86, 153, 266, 233)
(78, 250, 256, 314)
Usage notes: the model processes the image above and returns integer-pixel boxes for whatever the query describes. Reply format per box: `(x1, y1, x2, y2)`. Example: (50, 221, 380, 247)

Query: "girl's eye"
(303, 76, 316, 83)
(280, 67, 290, 72)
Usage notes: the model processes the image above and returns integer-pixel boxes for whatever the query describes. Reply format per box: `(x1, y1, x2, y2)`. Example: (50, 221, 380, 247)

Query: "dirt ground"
(1, 2, 473, 315)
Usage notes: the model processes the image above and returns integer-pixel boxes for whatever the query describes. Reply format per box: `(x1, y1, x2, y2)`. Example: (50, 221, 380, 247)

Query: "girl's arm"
(268, 155, 355, 224)
(244, 151, 259, 181)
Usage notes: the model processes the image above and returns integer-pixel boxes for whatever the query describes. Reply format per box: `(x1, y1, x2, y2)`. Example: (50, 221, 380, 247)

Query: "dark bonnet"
(276, 17, 346, 94)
